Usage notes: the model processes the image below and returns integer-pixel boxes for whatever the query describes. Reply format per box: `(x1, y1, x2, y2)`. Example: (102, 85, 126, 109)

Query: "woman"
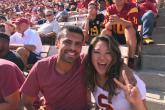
(85, 36, 147, 110)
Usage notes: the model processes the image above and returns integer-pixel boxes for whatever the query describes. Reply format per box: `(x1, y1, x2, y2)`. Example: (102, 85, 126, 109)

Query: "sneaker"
(143, 37, 154, 45)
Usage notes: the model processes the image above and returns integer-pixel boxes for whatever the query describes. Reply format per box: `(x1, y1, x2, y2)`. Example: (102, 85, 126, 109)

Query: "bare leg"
(16, 47, 30, 66)
(124, 26, 137, 58)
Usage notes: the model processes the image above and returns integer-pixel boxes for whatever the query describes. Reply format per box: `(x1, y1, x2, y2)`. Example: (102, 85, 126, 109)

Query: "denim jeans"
(141, 10, 155, 38)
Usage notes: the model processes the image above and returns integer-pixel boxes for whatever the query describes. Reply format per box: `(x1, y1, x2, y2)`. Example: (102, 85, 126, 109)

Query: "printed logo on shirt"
(98, 94, 114, 110)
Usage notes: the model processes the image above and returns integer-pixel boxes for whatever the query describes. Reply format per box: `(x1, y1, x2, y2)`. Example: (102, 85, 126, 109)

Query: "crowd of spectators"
(0, 0, 158, 70)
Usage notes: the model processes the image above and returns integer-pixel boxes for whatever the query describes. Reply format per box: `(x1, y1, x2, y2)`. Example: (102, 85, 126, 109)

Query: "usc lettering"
(90, 26, 99, 36)
(132, 17, 138, 25)
(98, 94, 114, 110)
(116, 24, 125, 34)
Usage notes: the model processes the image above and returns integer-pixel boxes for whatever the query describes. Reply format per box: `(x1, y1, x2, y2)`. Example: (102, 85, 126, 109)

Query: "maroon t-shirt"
(21, 55, 88, 110)
(138, 1, 158, 16)
(0, 59, 25, 102)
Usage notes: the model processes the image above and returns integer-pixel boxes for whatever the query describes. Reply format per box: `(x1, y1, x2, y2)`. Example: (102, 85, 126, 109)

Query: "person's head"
(15, 17, 30, 34)
(32, 8, 38, 15)
(85, 36, 123, 99)
(44, 9, 54, 22)
(58, 2, 65, 11)
(5, 22, 16, 35)
(56, 25, 84, 64)
(98, 0, 106, 11)
(113, 0, 125, 8)
(0, 33, 10, 57)
(88, 1, 97, 16)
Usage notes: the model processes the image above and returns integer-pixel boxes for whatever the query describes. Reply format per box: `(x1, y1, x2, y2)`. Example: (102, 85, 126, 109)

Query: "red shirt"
(105, 3, 140, 35)
(138, 1, 158, 16)
(0, 59, 25, 102)
(77, 0, 91, 9)
(21, 55, 88, 110)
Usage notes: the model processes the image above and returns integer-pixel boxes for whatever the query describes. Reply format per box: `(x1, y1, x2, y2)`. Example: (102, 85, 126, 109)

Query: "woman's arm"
(132, 100, 147, 110)
(114, 69, 147, 110)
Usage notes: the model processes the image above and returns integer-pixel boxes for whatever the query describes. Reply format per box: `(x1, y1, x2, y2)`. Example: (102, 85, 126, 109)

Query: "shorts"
(112, 32, 126, 45)
(28, 52, 39, 64)
(112, 31, 140, 45)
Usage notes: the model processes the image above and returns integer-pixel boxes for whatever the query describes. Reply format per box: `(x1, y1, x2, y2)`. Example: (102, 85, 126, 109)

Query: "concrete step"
(146, 89, 165, 110)
(136, 69, 165, 91)
(142, 44, 165, 55)
(153, 26, 165, 34)
(158, 7, 165, 13)
(156, 16, 165, 26)
(151, 27, 165, 44)
(142, 55, 165, 71)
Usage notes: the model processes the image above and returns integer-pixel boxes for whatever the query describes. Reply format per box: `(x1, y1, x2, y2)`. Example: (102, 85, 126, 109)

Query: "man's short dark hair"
(57, 25, 84, 41)
(0, 32, 10, 42)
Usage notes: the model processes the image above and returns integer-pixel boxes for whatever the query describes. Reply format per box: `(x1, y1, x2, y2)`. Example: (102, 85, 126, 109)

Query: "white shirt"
(93, 74, 146, 110)
(37, 19, 60, 34)
(10, 28, 43, 55)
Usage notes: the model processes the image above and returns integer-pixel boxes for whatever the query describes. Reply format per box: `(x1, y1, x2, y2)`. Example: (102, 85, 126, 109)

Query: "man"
(133, 0, 158, 44)
(0, 32, 24, 71)
(55, 2, 69, 22)
(102, 0, 139, 67)
(38, 9, 60, 45)
(21, 26, 88, 110)
(38, 9, 60, 37)
(83, 1, 104, 44)
(10, 17, 43, 66)
(0, 59, 25, 110)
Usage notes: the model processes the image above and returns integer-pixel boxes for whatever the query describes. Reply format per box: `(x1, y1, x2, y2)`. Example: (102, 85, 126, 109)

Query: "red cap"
(14, 17, 29, 25)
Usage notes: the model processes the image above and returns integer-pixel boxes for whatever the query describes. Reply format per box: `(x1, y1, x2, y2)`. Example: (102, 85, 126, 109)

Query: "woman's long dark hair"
(85, 35, 123, 102)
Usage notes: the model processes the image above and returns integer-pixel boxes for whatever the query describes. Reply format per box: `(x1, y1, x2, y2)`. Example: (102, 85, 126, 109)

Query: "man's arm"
(0, 90, 21, 110)
(9, 44, 36, 52)
(109, 15, 133, 29)
(21, 94, 36, 110)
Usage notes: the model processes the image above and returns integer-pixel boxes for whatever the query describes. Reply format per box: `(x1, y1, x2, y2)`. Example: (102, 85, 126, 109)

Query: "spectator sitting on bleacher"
(77, 0, 90, 14)
(101, 0, 140, 68)
(5, 22, 16, 36)
(0, 32, 24, 71)
(38, 9, 60, 38)
(55, 2, 69, 22)
(83, 1, 104, 44)
(30, 8, 41, 25)
(68, 0, 77, 11)
(136, 0, 158, 45)
(98, 0, 107, 15)
(9, 17, 42, 67)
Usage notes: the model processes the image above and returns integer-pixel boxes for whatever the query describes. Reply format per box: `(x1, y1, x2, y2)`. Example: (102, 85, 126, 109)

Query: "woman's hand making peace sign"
(113, 70, 147, 110)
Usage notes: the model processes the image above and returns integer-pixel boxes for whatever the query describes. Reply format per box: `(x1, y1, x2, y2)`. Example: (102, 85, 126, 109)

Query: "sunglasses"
(45, 14, 53, 17)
